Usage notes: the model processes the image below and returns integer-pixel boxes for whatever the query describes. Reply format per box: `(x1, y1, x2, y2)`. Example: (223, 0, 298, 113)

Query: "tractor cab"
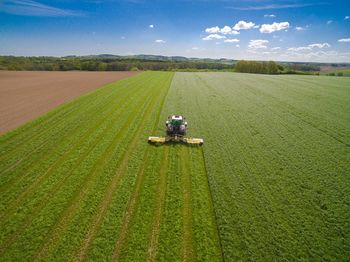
(166, 115, 187, 136)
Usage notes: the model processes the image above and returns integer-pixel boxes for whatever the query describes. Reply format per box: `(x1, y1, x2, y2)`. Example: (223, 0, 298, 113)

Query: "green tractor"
(148, 115, 203, 145)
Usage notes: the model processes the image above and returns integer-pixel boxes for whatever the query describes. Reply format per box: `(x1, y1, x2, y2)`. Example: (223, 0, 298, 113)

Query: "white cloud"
(288, 47, 311, 51)
(253, 25, 260, 29)
(205, 26, 220, 33)
(249, 39, 269, 49)
(309, 43, 330, 48)
(260, 22, 290, 33)
(271, 47, 281, 50)
(345, 16, 350, 20)
(191, 47, 199, 50)
(220, 26, 240, 35)
(264, 14, 276, 18)
(149, 24, 154, 28)
(338, 38, 350, 42)
(236, 44, 240, 47)
(233, 21, 255, 30)
(224, 39, 240, 43)
(288, 43, 330, 51)
(327, 20, 333, 25)
(202, 34, 226, 40)
(295, 26, 304, 31)
(155, 39, 165, 43)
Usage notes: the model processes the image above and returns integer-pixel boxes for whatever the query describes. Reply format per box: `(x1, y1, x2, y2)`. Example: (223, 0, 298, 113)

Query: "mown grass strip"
(77, 72, 173, 261)
(147, 146, 169, 262)
(180, 146, 195, 262)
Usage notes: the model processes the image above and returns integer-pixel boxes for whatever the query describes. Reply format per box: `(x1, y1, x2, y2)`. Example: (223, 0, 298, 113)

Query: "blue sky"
(0, 0, 350, 62)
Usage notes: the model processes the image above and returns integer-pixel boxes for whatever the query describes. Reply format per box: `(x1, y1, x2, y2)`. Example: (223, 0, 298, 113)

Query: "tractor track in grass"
(0, 88, 153, 256)
(0, 83, 146, 224)
(180, 146, 195, 262)
(31, 91, 155, 261)
(0, 77, 138, 177)
(147, 146, 170, 262)
(76, 78, 169, 261)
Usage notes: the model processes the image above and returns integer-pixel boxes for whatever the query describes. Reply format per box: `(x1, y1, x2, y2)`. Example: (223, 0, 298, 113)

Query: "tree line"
(234, 60, 282, 74)
(0, 56, 233, 71)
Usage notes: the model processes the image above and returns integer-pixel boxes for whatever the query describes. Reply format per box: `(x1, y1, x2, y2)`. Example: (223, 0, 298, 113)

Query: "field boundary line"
(147, 146, 169, 262)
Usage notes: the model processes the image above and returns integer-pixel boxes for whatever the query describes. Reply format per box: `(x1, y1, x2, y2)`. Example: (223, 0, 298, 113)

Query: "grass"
(167, 72, 350, 261)
(0, 71, 221, 261)
(1, 71, 349, 261)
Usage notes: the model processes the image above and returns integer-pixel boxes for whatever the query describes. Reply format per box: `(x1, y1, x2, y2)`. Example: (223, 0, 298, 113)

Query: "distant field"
(320, 67, 350, 76)
(1, 72, 349, 261)
(0, 71, 137, 133)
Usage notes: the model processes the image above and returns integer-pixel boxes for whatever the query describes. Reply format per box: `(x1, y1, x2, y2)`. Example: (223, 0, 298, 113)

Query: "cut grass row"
(168, 72, 350, 260)
(0, 71, 222, 261)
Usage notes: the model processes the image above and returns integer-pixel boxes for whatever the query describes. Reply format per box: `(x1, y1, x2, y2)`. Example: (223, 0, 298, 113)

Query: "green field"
(322, 68, 350, 76)
(1, 72, 350, 261)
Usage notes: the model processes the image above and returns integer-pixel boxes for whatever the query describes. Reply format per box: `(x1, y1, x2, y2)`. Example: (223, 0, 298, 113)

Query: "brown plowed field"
(0, 71, 138, 134)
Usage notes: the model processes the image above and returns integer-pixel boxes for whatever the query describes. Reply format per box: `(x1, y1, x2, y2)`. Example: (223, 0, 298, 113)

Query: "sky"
(0, 0, 350, 62)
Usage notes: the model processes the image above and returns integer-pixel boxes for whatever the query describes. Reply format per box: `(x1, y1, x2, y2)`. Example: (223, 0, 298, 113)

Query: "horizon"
(1, 0, 350, 63)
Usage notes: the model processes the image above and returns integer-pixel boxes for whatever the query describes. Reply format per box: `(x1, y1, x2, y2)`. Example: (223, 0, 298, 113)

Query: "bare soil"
(0, 71, 138, 134)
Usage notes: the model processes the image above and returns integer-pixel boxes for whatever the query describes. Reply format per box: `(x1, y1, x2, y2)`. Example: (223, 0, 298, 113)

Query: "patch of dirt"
(0, 71, 138, 133)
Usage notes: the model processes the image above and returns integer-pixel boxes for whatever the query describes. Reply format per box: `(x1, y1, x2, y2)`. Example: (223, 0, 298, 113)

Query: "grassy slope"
(0, 71, 222, 261)
(169, 72, 350, 261)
